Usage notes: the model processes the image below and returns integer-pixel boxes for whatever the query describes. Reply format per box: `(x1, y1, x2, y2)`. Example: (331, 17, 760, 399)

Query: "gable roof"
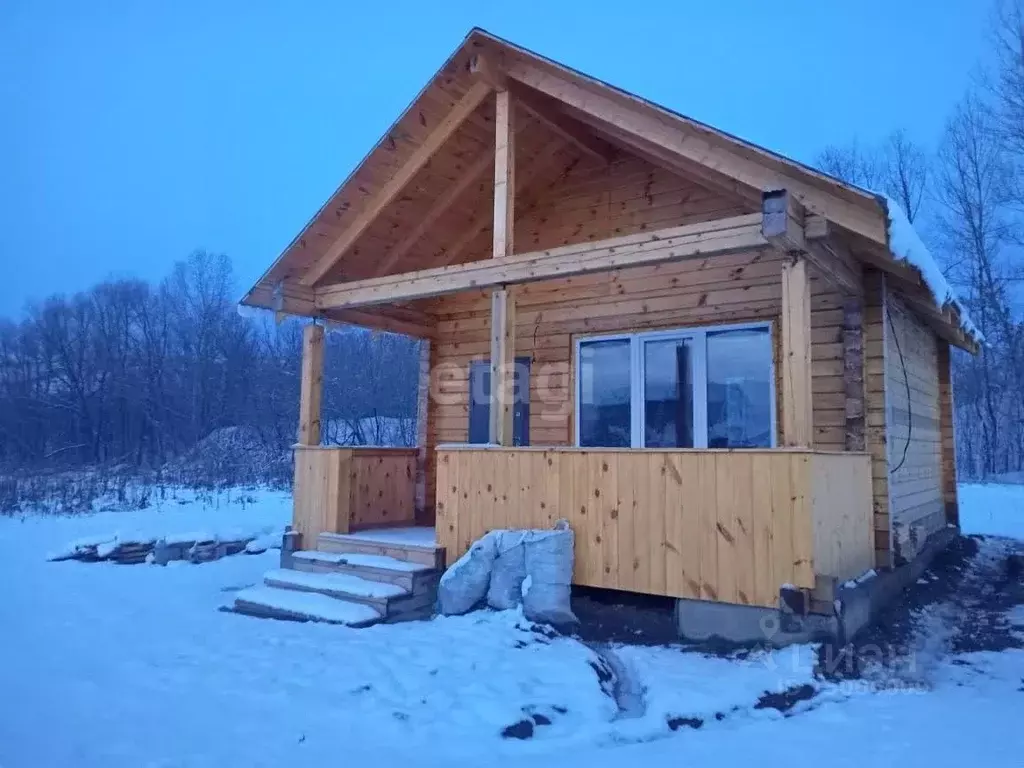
(241, 27, 976, 351)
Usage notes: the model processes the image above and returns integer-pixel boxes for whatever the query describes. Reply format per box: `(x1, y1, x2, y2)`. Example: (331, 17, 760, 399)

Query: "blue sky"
(0, 0, 990, 315)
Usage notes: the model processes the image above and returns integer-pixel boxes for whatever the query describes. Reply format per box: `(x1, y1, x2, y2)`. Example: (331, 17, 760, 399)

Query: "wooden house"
(240, 29, 976, 624)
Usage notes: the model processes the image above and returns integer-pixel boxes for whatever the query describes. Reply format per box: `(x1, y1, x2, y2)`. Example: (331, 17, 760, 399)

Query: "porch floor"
(346, 526, 437, 548)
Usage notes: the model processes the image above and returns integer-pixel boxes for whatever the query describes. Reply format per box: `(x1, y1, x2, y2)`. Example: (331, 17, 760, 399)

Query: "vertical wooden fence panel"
(434, 447, 872, 607)
(292, 447, 351, 541)
(293, 447, 422, 540)
(810, 452, 874, 582)
(348, 448, 418, 530)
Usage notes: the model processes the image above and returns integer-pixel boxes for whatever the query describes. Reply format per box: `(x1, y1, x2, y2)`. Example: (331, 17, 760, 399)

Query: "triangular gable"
(245, 29, 884, 288)
(241, 27, 977, 352)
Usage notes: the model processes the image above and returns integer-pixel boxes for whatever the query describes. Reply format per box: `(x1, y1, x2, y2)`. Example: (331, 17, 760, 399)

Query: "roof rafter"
(566, 107, 761, 206)
(500, 55, 889, 245)
(373, 146, 494, 277)
(508, 82, 615, 164)
(300, 80, 494, 286)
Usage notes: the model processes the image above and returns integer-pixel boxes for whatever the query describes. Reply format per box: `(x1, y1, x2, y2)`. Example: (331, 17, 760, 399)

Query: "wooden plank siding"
(293, 446, 351, 542)
(292, 447, 418, 542)
(349, 449, 419, 530)
(435, 447, 874, 606)
(884, 292, 944, 563)
(811, 452, 875, 582)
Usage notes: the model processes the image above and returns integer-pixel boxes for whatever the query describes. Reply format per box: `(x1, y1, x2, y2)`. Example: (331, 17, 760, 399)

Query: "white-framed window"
(574, 322, 776, 449)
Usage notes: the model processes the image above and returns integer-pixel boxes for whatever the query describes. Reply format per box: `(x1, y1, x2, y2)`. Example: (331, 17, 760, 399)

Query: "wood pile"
(49, 533, 273, 565)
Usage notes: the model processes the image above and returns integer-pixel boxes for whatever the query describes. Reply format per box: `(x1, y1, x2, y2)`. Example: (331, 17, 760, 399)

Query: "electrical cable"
(886, 301, 912, 474)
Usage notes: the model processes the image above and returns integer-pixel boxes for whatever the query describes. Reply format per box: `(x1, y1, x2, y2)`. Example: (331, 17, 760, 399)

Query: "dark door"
(468, 357, 530, 446)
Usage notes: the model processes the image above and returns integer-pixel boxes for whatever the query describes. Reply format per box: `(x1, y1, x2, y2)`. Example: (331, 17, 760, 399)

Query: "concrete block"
(280, 527, 302, 570)
(674, 598, 836, 647)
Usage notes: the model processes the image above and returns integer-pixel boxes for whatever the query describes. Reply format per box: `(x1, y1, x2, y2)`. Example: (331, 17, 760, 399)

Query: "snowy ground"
(1, 483, 1023, 767)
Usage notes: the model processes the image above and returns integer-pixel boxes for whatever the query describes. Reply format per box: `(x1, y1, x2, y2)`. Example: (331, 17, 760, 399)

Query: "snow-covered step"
(318, 529, 445, 569)
(264, 567, 438, 620)
(294, 550, 431, 572)
(265, 567, 405, 601)
(291, 549, 437, 590)
(232, 585, 382, 627)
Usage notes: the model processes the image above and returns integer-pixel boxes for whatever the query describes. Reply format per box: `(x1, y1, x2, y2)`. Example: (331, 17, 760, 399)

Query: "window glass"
(706, 328, 773, 448)
(578, 339, 631, 447)
(643, 338, 694, 447)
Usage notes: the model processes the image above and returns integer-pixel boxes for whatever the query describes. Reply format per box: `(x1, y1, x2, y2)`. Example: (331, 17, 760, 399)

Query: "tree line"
(4, 3, 1022, 488)
(0, 250, 420, 481)
(816, 0, 1024, 480)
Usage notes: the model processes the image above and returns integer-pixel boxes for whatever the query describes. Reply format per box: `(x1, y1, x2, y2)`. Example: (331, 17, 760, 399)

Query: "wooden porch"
(291, 445, 419, 542)
(435, 446, 872, 608)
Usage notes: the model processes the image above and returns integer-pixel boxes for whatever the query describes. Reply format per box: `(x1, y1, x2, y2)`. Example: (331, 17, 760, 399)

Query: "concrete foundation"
(675, 526, 959, 646)
(674, 598, 837, 646)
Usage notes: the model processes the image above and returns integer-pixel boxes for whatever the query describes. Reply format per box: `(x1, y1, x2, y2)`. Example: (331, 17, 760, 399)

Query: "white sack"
(438, 531, 499, 615)
(521, 520, 577, 625)
(486, 530, 528, 610)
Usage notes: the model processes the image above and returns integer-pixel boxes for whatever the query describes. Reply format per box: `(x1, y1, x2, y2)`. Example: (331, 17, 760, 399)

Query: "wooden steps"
(318, 530, 444, 569)
(291, 550, 436, 591)
(232, 585, 382, 626)
(231, 527, 444, 626)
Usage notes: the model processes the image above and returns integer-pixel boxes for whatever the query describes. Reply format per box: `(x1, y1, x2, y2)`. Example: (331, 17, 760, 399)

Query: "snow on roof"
(880, 194, 982, 343)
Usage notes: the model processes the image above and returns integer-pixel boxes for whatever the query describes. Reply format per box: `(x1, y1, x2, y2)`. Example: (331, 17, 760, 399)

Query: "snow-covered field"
(1, 483, 1023, 767)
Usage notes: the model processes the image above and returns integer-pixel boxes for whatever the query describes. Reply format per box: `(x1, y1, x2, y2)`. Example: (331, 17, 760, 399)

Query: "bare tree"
(816, 131, 930, 222)
(881, 129, 930, 223)
(935, 94, 1020, 477)
(990, 0, 1024, 159)
(0, 251, 421, 496)
(816, 139, 884, 191)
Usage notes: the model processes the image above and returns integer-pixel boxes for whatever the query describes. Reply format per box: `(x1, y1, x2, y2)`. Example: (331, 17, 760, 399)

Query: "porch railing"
(435, 446, 872, 608)
(293, 446, 418, 542)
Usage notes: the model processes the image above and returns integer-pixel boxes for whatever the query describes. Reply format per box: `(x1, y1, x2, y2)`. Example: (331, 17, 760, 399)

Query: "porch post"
(843, 297, 866, 451)
(414, 339, 431, 521)
(781, 257, 813, 447)
(938, 342, 959, 526)
(298, 323, 324, 446)
(489, 88, 516, 445)
(763, 190, 814, 448)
